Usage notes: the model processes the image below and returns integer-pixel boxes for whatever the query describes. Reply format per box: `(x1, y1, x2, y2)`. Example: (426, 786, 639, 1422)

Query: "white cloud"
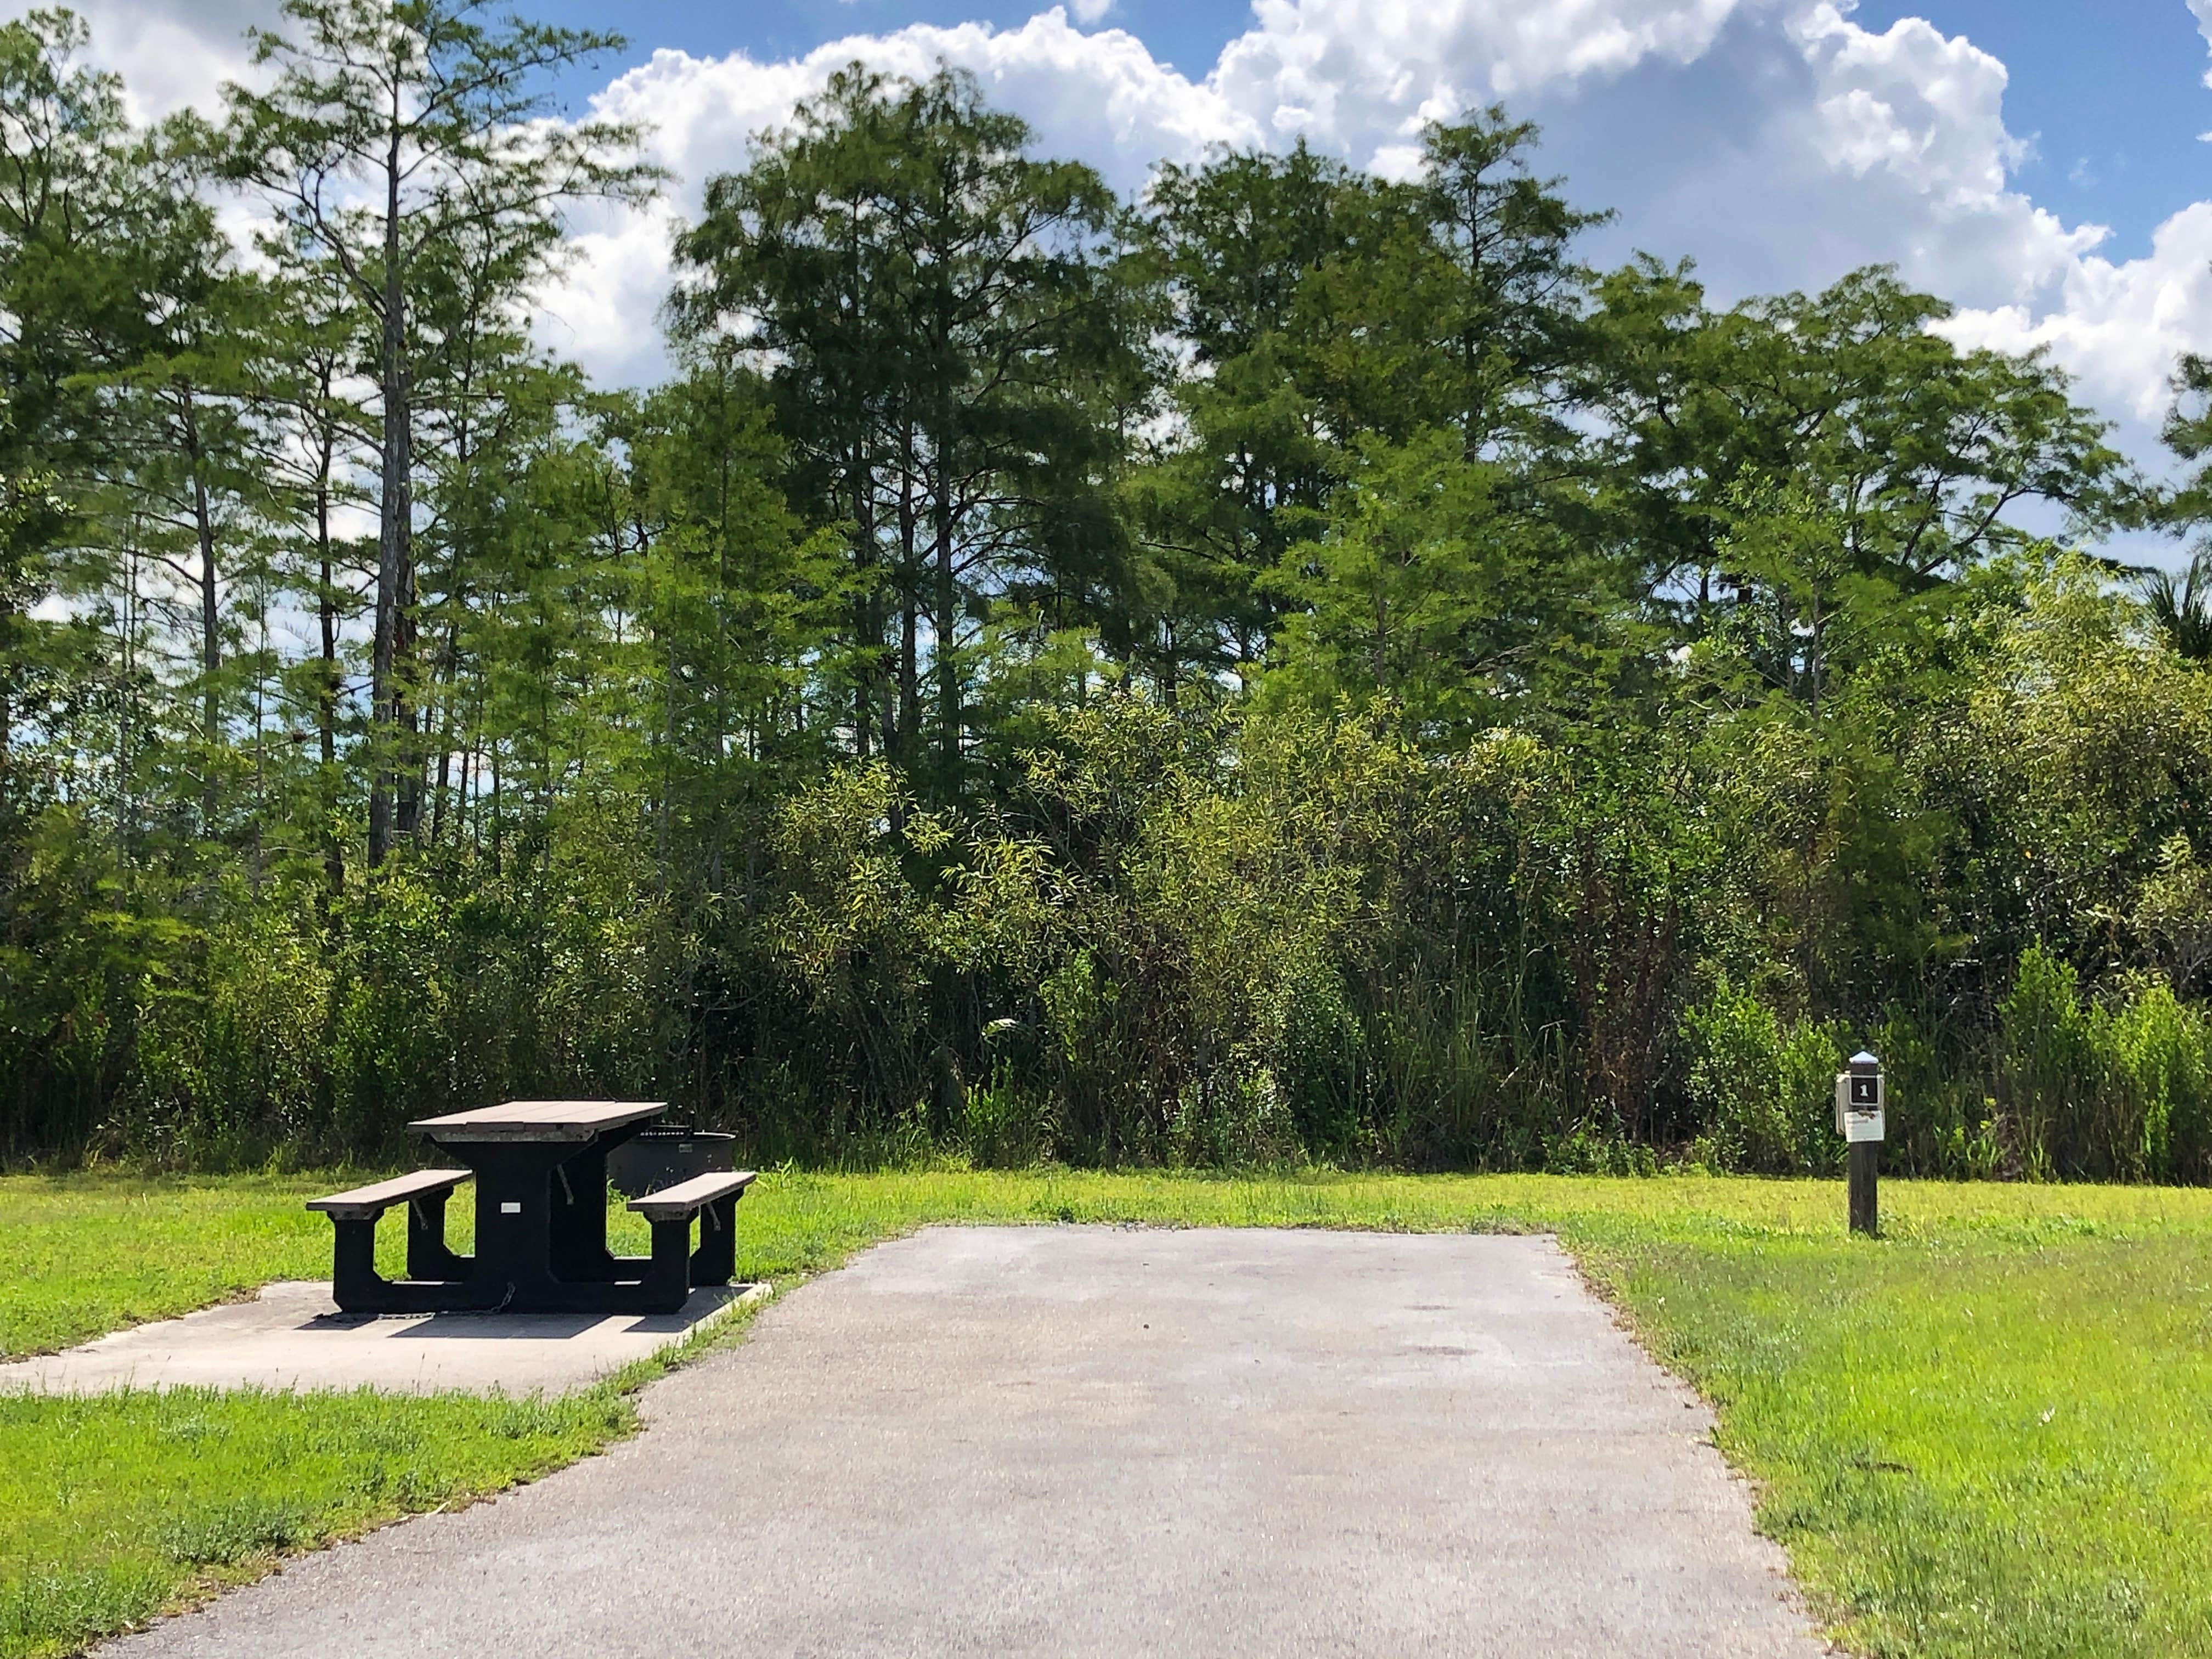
(1945, 204, 2212, 423)
(536, 198, 691, 386)
(589, 10, 1253, 196)
(1795, 4, 2021, 202)
(1790, 3, 2108, 308)
(57, 0, 273, 121)
(20, 0, 2212, 459)
(1210, 0, 1756, 154)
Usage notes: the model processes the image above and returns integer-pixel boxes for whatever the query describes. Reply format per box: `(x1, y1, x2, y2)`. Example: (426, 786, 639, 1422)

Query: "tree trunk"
(314, 421, 344, 900)
(368, 123, 413, 868)
(394, 578, 422, 843)
(488, 738, 502, 876)
(850, 445, 875, 760)
(933, 464, 958, 787)
(182, 385, 220, 836)
(430, 619, 459, 845)
(899, 429, 918, 766)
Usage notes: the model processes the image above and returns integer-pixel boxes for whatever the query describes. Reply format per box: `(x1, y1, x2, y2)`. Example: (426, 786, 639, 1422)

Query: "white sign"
(1835, 1073, 1885, 1142)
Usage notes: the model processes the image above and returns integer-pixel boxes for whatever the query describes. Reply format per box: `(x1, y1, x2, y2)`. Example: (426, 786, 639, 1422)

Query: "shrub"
(2107, 979, 2212, 1183)
(1680, 981, 1848, 1173)
(1996, 945, 2106, 1178)
(1994, 947, 2212, 1182)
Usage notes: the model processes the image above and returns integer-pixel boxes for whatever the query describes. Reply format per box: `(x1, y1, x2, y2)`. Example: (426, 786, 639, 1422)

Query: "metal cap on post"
(1835, 1051, 1883, 1235)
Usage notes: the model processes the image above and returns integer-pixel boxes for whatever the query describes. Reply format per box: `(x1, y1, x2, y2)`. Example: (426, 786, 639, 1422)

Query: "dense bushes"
(5, 817, 674, 1166)
(14, 556, 2212, 1180)
(1664, 955, 2212, 1184)
(1679, 986, 1848, 1175)
(1994, 949, 2212, 1184)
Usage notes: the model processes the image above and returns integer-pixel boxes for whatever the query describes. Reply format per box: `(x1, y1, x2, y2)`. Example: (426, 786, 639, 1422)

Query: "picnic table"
(307, 1100, 754, 1317)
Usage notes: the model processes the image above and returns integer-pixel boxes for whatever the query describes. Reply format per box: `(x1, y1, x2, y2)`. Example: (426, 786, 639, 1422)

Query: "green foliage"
(2140, 552, 2212, 664)
(1995, 947, 2212, 1184)
(2108, 980, 2212, 1183)
(1679, 982, 1847, 1173)
(0, 807, 176, 1159)
(1, 31, 2208, 1181)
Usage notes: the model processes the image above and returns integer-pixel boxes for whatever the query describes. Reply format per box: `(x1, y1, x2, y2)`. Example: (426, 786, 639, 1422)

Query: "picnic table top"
(408, 1099, 668, 1144)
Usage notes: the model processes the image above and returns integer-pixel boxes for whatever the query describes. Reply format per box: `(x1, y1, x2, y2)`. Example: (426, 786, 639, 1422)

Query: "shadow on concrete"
(3, 1280, 768, 1397)
(297, 1283, 754, 1341)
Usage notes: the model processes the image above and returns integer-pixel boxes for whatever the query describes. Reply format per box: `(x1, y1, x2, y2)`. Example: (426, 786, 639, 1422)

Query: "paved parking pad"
(103, 1227, 1828, 1658)
(1, 1281, 761, 1396)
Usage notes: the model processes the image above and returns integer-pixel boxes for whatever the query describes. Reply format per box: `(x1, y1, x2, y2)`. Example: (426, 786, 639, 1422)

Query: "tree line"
(6, 0, 2212, 1178)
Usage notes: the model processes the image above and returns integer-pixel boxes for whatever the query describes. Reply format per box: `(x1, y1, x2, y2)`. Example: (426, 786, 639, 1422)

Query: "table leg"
(645, 1216, 695, 1314)
(330, 1212, 475, 1314)
(455, 1137, 673, 1313)
(549, 1143, 622, 1283)
(467, 1145, 559, 1308)
(689, 1195, 738, 1286)
(406, 1190, 470, 1281)
(331, 1217, 379, 1310)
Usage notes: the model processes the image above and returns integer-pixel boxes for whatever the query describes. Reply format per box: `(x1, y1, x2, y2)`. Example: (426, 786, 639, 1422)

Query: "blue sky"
(35, 0, 2212, 487)
(509, 0, 2212, 264)
(1848, 0, 2210, 262)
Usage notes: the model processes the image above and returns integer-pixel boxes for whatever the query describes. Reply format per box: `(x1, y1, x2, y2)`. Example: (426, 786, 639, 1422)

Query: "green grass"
(3, 1384, 630, 1657)
(5, 1168, 2212, 1657)
(0, 1174, 340, 1359)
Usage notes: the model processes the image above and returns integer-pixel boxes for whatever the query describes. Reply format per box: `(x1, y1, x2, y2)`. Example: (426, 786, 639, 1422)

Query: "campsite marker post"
(1835, 1051, 1883, 1237)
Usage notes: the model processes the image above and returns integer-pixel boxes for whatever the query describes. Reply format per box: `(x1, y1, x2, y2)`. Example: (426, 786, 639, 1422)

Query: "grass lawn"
(4, 1169, 2211, 1658)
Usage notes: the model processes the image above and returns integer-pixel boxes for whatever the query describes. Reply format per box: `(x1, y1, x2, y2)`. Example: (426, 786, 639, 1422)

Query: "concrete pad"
(0, 1280, 765, 1396)
(100, 1227, 1827, 1658)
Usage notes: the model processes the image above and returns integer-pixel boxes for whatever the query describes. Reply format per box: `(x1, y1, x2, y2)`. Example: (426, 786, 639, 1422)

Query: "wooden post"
(1839, 1049, 1884, 1238)
(1848, 1141, 1878, 1236)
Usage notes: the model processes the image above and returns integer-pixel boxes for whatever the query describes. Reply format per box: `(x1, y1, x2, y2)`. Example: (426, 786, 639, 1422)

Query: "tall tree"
(252, 239, 374, 895)
(0, 10, 129, 820)
(76, 133, 268, 838)
(673, 65, 1141, 795)
(1135, 141, 1365, 690)
(221, 0, 656, 864)
(1137, 112, 1607, 706)
(598, 352, 844, 894)
(1589, 263, 2128, 621)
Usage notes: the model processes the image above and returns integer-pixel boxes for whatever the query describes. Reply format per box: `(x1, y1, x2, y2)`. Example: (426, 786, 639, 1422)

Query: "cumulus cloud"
(589, 10, 1254, 196)
(1945, 205, 2212, 422)
(19, 0, 2212, 454)
(61, 0, 274, 120)
(1210, 0, 1756, 154)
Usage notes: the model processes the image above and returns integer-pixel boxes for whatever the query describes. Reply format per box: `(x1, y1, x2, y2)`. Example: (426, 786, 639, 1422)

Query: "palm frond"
(2144, 551, 2212, 663)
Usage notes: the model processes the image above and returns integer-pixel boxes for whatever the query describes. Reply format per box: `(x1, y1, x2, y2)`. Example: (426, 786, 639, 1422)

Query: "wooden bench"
(307, 1169, 472, 1311)
(628, 1170, 756, 1297)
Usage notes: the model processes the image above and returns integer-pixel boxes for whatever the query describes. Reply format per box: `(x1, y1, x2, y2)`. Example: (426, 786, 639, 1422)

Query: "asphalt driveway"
(104, 1227, 1827, 1657)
